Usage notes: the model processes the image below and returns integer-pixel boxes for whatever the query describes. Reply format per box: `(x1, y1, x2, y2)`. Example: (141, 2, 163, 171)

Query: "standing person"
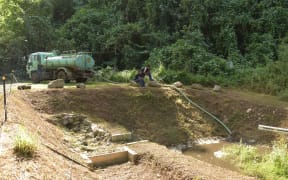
(142, 64, 154, 81)
(134, 69, 145, 87)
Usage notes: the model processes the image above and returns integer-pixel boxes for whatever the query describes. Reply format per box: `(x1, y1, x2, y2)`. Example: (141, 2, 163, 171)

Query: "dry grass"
(13, 126, 38, 157)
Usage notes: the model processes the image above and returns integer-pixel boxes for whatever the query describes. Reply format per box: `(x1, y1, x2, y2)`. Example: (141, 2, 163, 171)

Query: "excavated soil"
(1, 84, 287, 179)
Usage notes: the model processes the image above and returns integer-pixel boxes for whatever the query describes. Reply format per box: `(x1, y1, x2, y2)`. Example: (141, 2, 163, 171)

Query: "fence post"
(2, 76, 7, 122)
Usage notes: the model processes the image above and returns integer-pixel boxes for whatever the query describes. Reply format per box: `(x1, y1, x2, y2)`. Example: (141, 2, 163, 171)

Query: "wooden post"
(2, 76, 7, 122)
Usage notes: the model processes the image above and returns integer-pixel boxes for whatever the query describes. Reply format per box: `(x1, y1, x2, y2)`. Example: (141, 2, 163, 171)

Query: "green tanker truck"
(26, 51, 95, 83)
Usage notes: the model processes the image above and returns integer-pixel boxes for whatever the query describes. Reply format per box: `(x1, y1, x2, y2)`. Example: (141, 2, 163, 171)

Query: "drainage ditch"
(183, 138, 240, 172)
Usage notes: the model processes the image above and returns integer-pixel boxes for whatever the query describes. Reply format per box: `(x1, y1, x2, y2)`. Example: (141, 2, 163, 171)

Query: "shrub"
(199, 57, 228, 76)
(14, 127, 38, 157)
(95, 67, 137, 83)
(97, 66, 115, 79)
(110, 69, 137, 82)
(158, 69, 179, 84)
(158, 70, 192, 85)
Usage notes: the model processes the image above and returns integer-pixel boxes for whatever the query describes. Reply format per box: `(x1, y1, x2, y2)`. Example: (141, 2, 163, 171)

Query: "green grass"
(223, 138, 288, 179)
(14, 126, 38, 157)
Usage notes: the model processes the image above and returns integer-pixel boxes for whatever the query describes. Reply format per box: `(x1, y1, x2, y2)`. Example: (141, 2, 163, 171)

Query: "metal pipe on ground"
(258, 124, 288, 134)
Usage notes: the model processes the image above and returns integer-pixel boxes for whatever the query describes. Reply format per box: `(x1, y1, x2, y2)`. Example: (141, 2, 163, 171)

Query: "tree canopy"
(0, 0, 287, 93)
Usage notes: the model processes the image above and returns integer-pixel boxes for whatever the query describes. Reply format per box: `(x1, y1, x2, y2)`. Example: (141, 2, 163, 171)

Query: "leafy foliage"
(0, 0, 287, 95)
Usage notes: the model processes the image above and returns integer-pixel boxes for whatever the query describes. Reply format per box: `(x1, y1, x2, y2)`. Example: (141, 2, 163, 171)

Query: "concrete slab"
(124, 146, 138, 163)
(126, 140, 148, 145)
(111, 132, 132, 142)
(88, 150, 128, 167)
(87, 147, 138, 168)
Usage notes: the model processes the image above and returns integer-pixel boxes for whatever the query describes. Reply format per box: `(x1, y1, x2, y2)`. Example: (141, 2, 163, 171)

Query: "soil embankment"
(185, 88, 287, 143)
(1, 84, 287, 179)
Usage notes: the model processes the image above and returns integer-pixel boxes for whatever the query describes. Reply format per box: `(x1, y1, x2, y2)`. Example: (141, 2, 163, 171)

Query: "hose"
(43, 143, 94, 171)
(94, 73, 120, 84)
(167, 85, 232, 135)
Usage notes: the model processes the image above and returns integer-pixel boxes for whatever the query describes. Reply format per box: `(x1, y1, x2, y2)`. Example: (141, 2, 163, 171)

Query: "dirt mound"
(25, 86, 218, 146)
(26, 85, 288, 144)
(185, 88, 288, 143)
(24, 85, 288, 145)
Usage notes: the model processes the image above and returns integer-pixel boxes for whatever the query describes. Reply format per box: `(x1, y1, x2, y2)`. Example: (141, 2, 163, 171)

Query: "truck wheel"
(57, 70, 70, 83)
(31, 72, 40, 83)
(76, 78, 87, 83)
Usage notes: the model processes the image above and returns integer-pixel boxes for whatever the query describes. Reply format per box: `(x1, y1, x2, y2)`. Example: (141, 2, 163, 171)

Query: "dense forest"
(0, 0, 288, 95)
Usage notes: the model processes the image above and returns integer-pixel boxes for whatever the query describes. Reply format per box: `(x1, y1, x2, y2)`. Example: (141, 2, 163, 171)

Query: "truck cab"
(26, 51, 95, 83)
(26, 52, 55, 72)
(26, 52, 56, 83)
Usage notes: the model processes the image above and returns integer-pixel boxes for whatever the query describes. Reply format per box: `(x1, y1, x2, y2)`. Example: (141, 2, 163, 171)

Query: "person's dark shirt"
(143, 66, 150, 74)
(134, 72, 145, 80)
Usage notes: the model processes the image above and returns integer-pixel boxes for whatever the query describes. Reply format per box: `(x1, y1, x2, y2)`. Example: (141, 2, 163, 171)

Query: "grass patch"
(279, 89, 288, 102)
(14, 126, 38, 157)
(93, 67, 136, 83)
(223, 138, 288, 179)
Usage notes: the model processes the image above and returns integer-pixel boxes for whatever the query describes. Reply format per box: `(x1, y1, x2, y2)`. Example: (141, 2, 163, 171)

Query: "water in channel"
(183, 140, 240, 172)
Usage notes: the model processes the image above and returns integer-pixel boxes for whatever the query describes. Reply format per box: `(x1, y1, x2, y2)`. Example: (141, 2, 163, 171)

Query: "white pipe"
(258, 124, 288, 134)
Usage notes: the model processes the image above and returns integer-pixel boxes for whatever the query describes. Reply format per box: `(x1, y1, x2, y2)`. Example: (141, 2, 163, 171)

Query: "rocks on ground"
(48, 79, 64, 88)
(17, 85, 31, 90)
(173, 81, 183, 88)
(147, 81, 162, 87)
(76, 83, 86, 89)
(213, 85, 221, 92)
(191, 83, 204, 90)
(47, 113, 112, 154)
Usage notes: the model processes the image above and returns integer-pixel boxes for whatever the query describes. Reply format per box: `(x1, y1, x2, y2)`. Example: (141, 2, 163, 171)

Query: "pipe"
(168, 85, 232, 135)
(258, 124, 288, 134)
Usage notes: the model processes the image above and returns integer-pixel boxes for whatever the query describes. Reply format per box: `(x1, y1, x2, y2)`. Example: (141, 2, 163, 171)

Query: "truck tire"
(76, 78, 87, 83)
(57, 70, 70, 83)
(31, 72, 40, 83)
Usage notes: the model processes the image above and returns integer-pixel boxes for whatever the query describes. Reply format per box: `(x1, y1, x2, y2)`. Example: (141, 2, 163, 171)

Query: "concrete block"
(85, 146, 139, 167)
(126, 140, 149, 146)
(126, 140, 149, 145)
(88, 151, 128, 167)
(111, 132, 132, 142)
(124, 146, 138, 164)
